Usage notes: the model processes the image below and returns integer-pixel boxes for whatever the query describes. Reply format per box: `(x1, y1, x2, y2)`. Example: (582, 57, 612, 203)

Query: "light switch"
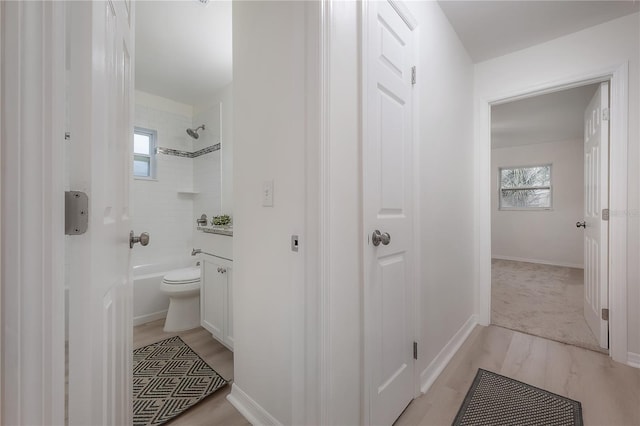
(262, 180, 274, 207)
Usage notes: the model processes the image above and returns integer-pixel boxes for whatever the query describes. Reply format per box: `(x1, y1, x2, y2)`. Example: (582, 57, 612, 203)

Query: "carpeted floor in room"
(491, 259, 604, 353)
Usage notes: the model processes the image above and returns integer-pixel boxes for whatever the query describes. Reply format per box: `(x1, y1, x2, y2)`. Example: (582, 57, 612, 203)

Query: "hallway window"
(499, 165, 552, 210)
(133, 127, 157, 179)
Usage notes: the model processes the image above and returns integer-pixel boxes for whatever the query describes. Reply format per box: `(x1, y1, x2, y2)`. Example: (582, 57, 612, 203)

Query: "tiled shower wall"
(193, 102, 222, 222)
(131, 90, 225, 267)
(132, 92, 195, 267)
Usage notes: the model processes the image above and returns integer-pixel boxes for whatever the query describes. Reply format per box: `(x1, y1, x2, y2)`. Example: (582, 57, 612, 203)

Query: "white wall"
(132, 91, 195, 267)
(492, 139, 584, 268)
(405, 0, 477, 391)
(475, 12, 640, 356)
(231, 2, 306, 424)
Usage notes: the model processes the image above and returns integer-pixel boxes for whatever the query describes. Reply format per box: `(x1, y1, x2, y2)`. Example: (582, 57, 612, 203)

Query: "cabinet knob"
(217, 267, 226, 274)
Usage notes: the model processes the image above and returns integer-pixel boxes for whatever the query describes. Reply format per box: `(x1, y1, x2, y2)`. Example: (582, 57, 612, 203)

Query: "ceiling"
(438, 1, 640, 63)
(135, 1, 232, 107)
(491, 83, 600, 149)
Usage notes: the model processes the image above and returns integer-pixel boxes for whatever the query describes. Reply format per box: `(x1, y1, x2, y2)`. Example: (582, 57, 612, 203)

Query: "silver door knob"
(129, 231, 150, 248)
(576, 221, 586, 228)
(372, 230, 391, 246)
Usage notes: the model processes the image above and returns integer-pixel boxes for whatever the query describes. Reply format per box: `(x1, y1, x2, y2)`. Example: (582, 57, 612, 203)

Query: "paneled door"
(582, 81, 610, 350)
(67, 1, 135, 424)
(363, 1, 416, 424)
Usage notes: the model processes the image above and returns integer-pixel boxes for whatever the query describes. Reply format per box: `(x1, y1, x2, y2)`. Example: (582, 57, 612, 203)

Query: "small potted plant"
(211, 214, 232, 227)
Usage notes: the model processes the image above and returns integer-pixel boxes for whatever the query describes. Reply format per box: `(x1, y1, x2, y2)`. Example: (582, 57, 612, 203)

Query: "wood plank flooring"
(133, 319, 249, 426)
(396, 325, 640, 426)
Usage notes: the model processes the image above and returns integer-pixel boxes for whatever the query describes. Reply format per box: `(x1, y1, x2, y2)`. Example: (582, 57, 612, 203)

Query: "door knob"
(130, 230, 150, 248)
(576, 221, 586, 228)
(372, 230, 391, 247)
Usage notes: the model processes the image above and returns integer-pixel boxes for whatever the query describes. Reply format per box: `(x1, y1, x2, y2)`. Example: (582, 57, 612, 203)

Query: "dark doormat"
(133, 336, 228, 426)
(453, 368, 583, 426)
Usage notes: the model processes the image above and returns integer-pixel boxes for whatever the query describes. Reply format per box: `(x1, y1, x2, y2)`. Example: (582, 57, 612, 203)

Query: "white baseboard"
(628, 352, 640, 369)
(492, 255, 583, 269)
(133, 310, 167, 326)
(420, 314, 477, 393)
(227, 383, 282, 426)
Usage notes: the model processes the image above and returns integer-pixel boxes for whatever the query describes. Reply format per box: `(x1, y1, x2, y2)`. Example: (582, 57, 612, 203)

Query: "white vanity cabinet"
(201, 257, 234, 350)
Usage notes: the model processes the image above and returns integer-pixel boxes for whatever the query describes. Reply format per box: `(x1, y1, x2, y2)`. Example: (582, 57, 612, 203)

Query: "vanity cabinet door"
(201, 259, 226, 342)
(224, 267, 233, 350)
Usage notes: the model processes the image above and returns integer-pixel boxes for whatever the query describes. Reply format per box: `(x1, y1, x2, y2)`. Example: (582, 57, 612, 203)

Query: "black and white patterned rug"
(453, 369, 583, 426)
(133, 336, 228, 426)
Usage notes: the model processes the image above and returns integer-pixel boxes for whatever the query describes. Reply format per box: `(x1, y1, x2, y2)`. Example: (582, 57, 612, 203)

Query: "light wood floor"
(133, 319, 249, 426)
(396, 325, 640, 426)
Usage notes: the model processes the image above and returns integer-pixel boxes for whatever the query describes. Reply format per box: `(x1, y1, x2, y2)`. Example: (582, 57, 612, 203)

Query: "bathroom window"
(133, 127, 157, 179)
(499, 164, 552, 210)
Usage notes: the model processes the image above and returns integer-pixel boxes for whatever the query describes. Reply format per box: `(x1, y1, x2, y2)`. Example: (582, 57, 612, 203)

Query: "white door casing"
(583, 81, 609, 350)
(67, 1, 135, 424)
(363, 1, 416, 424)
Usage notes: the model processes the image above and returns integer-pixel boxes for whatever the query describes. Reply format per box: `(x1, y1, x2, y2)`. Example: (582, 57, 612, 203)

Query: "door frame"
(0, 1, 67, 424)
(476, 63, 629, 364)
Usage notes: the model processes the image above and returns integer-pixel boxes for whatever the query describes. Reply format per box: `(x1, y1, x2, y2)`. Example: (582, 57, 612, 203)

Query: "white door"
(67, 1, 135, 424)
(364, 1, 415, 424)
(582, 81, 609, 350)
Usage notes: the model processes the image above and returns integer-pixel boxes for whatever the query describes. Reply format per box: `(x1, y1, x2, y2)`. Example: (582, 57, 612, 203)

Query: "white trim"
(627, 352, 640, 369)
(1, 2, 66, 424)
(491, 255, 583, 270)
(227, 384, 283, 426)
(476, 64, 629, 364)
(388, 0, 418, 31)
(419, 315, 478, 393)
(133, 310, 167, 326)
(317, 1, 331, 425)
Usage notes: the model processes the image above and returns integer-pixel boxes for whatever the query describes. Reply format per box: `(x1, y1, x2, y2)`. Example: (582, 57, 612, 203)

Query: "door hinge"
(65, 191, 89, 235)
(413, 341, 418, 360)
(411, 66, 416, 86)
(602, 208, 609, 221)
(602, 308, 609, 321)
(602, 108, 610, 121)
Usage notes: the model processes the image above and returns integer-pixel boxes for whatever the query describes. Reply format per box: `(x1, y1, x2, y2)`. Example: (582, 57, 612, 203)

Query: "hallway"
(396, 325, 640, 425)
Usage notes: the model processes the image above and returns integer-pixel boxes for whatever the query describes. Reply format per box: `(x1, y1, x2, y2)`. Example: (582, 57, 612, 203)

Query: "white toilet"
(160, 267, 201, 332)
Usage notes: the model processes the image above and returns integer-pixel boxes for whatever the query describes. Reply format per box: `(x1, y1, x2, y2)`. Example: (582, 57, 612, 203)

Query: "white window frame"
(498, 163, 553, 211)
(133, 126, 157, 180)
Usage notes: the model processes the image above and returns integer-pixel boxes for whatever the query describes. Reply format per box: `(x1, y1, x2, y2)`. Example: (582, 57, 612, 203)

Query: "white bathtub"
(133, 258, 197, 326)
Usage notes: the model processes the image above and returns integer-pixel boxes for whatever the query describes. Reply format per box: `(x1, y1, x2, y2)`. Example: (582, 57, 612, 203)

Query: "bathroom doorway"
(131, 1, 241, 423)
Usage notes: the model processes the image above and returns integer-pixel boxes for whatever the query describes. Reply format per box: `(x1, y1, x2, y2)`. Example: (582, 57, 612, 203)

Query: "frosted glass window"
(133, 127, 157, 179)
(133, 156, 150, 176)
(499, 165, 552, 210)
(134, 133, 151, 155)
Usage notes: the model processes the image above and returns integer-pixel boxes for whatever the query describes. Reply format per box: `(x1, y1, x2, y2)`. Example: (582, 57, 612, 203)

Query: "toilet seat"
(162, 267, 200, 285)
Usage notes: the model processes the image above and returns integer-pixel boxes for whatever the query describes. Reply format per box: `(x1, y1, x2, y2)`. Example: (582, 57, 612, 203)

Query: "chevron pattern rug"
(133, 336, 228, 426)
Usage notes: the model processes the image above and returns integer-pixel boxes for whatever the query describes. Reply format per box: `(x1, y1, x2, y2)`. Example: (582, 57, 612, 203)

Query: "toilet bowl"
(160, 267, 201, 332)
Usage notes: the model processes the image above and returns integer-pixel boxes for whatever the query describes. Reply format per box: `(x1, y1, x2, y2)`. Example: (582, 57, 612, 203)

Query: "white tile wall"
(132, 102, 195, 266)
(193, 151, 222, 220)
(132, 92, 226, 267)
(193, 104, 223, 222)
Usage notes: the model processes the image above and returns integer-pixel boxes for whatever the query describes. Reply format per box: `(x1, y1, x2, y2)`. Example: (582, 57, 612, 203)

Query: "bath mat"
(453, 369, 583, 426)
(133, 336, 228, 426)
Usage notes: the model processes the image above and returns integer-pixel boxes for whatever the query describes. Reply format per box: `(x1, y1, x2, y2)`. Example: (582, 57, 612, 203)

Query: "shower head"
(186, 124, 205, 139)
